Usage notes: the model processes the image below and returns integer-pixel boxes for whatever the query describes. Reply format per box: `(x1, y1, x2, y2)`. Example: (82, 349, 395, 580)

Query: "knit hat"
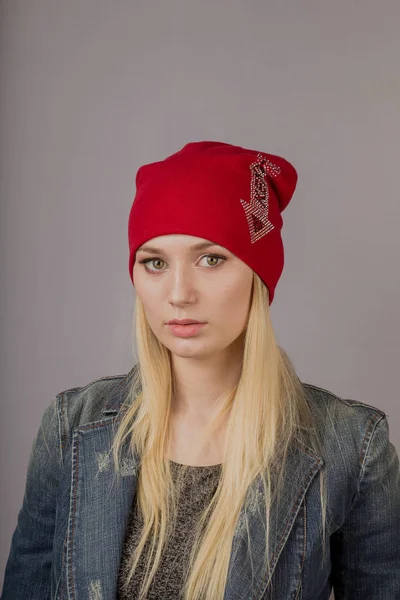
(128, 140, 297, 305)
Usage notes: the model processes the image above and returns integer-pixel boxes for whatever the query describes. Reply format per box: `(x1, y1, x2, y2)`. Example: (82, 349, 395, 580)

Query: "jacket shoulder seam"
(302, 382, 386, 417)
(358, 412, 386, 473)
(56, 373, 127, 398)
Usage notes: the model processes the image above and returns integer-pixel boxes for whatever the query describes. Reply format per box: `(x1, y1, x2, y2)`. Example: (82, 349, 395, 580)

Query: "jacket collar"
(101, 365, 139, 416)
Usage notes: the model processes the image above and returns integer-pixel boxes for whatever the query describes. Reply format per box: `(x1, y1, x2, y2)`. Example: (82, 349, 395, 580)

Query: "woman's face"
(132, 235, 254, 359)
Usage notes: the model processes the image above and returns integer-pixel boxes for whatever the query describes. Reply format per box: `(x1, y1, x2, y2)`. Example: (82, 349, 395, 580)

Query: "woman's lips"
(167, 323, 206, 337)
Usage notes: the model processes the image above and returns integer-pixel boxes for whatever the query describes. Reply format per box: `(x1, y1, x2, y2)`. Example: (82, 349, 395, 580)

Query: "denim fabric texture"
(2, 363, 400, 599)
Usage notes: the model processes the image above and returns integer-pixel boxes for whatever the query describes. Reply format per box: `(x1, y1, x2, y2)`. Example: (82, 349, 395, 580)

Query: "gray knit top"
(116, 460, 223, 599)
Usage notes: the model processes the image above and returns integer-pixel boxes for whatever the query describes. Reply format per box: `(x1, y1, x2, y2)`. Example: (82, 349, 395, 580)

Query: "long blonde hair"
(112, 272, 327, 600)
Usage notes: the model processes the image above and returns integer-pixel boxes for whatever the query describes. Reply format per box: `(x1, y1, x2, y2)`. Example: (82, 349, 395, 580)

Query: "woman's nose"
(167, 267, 196, 305)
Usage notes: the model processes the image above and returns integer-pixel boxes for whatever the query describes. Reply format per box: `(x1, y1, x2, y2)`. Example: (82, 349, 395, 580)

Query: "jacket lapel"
(65, 371, 140, 600)
(224, 442, 323, 599)
(66, 369, 323, 600)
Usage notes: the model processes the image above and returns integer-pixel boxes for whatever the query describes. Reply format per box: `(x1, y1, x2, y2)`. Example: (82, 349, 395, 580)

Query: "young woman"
(2, 141, 399, 600)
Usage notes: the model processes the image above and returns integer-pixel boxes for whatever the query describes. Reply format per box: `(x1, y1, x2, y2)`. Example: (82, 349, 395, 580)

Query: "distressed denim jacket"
(2, 364, 400, 600)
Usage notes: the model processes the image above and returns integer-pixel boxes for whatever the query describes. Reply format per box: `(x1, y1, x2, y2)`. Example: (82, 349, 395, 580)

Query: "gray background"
(1, 1, 399, 595)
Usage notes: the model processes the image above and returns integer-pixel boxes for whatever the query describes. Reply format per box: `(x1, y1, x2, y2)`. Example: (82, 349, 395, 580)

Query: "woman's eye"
(137, 258, 166, 272)
(143, 258, 165, 271)
(138, 254, 226, 273)
(202, 254, 225, 267)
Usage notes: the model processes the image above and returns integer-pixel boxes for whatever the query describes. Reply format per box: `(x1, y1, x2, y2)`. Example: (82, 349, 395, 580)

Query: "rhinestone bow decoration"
(240, 153, 281, 243)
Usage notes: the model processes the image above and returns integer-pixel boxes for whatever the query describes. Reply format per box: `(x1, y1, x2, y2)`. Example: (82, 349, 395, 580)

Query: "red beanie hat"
(128, 141, 297, 305)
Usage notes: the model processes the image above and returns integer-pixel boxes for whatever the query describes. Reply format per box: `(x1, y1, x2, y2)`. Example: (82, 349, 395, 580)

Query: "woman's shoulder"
(54, 365, 139, 432)
(301, 380, 387, 423)
(300, 380, 390, 468)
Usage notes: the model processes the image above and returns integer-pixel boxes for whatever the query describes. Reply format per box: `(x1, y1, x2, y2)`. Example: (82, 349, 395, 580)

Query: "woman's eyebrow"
(137, 242, 222, 254)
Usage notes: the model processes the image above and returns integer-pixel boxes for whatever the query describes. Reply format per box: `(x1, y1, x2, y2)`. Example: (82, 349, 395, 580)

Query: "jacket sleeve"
(331, 414, 400, 599)
(1, 396, 63, 599)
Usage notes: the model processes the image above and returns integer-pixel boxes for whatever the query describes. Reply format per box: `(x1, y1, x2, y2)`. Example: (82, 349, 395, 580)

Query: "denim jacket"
(2, 364, 400, 600)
